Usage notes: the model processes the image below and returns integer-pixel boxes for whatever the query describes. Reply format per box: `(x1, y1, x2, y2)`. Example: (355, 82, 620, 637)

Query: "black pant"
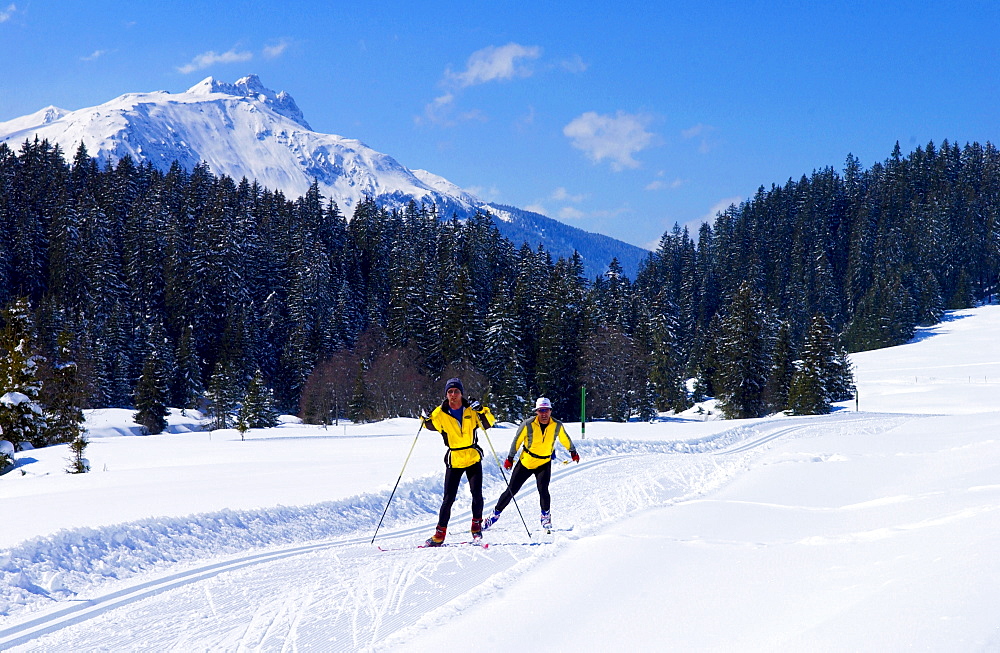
(496, 460, 552, 513)
(436, 461, 484, 529)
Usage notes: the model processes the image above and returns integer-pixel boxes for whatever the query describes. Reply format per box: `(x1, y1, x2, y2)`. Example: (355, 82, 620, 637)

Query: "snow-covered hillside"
(0, 75, 462, 216)
(0, 75, 649, 278)
(2, 306, 1000, 650)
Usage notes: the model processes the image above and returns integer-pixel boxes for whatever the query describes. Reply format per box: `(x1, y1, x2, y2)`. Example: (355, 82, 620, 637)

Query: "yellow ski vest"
(425, 400, 495, 468)
(508, 416, 575, 469)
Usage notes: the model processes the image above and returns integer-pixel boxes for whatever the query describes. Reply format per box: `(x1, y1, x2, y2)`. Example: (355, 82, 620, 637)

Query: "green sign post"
(580, 385, 586, 439)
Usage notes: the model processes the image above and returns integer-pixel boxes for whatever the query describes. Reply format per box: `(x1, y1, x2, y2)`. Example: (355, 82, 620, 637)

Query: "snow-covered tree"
(0, 438, 14, 474)
(715, 281, 774, 419)
(787, 315, 840, 415)
(133, 352, 170, 434)
(172, 324, 204, 410)
(206, 358, 242, 431)
(66, 433, 90, 473)
(828, 346, 856, 403)
(42, 331, 87, 446)
(236, 369, 280, 435)
(535, 254, 588, 416)
(481, 287, 530, 422)
(0, 298, 47, 447)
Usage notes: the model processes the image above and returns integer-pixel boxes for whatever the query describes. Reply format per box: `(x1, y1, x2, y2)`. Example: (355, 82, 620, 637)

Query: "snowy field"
(2, 306, 1000, 650)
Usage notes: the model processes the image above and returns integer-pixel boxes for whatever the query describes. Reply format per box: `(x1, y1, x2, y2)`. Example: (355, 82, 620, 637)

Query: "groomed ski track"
(0, 412, 912, 651)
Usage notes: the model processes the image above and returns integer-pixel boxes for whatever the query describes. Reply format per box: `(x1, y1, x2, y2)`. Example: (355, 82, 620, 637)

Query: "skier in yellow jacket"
(482, 396, 579, 531)
(420, 377, 496, 546)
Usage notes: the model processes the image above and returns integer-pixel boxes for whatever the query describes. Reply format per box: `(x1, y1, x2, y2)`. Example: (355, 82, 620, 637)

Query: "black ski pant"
(436, 461, 484, 529)
(495, 460, 552, 514)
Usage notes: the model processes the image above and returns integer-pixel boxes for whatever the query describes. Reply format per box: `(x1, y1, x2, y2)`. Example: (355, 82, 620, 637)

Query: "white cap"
(535, 397, 552, 411)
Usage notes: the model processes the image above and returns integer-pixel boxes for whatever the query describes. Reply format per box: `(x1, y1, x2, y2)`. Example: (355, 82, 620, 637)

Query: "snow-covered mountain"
(0, 75, 648, 278)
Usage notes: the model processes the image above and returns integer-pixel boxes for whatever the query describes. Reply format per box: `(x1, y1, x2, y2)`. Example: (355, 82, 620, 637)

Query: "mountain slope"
(0, 75, 648, 278)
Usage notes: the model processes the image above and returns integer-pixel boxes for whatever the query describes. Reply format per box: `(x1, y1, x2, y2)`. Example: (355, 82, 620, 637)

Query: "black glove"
(470, 400, 483, 413)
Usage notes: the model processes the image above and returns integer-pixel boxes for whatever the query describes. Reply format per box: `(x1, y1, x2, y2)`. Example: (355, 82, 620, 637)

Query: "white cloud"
(682, 122, 717, 154)
(263, 40, 289, 59)
(552, 187, 586, 203)
(0, 4, 16, 22)
(563, 111, 656, 171)
(524, 203, 547, 215)
(681, 123, 710, 139)
(646, 172, 685, 191)
(417, 93, 492, 127)
(558, 206, 585, 220)
(464, 185, 502, 202)
(82, 49, 112, 62)
(177, 48, 253, 74)
(702, 196, 742, 221)
(516, 105, 536, 130)
(446, 43, 542, 88)
(560, 54, 588, 73)
(666, 195, 744, 245)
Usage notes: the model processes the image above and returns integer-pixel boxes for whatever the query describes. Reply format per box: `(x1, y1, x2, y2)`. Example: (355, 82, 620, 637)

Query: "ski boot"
(540, 510, 552, 530)
(471, 518, 483, 541)
(482, 509, 501, 530)
(424, 526, 446, 547)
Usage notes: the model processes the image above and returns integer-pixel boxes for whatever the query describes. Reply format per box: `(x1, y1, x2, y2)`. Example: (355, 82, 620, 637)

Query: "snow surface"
(2, 306, 1000, 650)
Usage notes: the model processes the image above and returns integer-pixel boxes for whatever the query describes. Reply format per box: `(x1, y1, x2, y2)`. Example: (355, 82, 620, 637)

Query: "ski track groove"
(0, 413, 913, 651)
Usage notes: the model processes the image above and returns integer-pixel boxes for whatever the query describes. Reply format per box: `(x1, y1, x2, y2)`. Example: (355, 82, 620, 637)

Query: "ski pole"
(476, 411, 532, 539)
(371, 419, 424, 544)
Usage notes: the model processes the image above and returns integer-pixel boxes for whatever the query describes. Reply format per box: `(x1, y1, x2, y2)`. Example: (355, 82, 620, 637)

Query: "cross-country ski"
(377, 540, 491, 552)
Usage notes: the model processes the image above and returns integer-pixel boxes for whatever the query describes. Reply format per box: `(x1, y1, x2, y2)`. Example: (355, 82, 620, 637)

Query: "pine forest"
(1, 137, 998, 450)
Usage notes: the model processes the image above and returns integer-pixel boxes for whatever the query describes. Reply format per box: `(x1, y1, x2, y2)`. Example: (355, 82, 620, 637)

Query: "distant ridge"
(0, 75, 649, 278)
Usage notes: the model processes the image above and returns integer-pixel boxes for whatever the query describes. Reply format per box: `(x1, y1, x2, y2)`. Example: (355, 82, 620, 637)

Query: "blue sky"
(3, 2, 1000, 249)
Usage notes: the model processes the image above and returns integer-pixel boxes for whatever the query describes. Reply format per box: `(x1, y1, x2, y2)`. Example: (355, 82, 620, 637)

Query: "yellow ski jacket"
(508, 416, 576, 469)
(423, 400, 496, 468)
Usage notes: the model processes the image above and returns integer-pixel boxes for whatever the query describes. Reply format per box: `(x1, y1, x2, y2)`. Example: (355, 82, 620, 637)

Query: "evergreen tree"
(592, 257, 633, 332)
(236, 369, 280, 436)
(41, 331, 87, 445)
(787, 315, 838, 415)
(715, 281, 773, 419)
(481, 286, 530, 421)
(828, 346, 857, 402)
(644, 288, 688, 412)
(206, 358, 242, 430)
(764, 320, 796, 413)
(534, 254, 588, 416)
(66, 433, 90, 473)
(0, 439, 13, 473)
(172, 324, 204, 410)
(133, 352, 169, 435)
(0, 298, 48, 447)
(435, 259, 481, 370)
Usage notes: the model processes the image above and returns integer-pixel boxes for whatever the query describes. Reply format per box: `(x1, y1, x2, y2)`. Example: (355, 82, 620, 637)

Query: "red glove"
(571, 451, 580, 463)
(504, 457, 513, 470)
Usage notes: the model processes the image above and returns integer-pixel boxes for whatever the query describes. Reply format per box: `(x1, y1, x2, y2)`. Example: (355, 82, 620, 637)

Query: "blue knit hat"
(444, 378, 464, 395)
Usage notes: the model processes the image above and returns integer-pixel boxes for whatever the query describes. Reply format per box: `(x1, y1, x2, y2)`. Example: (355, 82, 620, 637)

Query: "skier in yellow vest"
(482, 397, 579, 531)
(420, 377, 496, 546)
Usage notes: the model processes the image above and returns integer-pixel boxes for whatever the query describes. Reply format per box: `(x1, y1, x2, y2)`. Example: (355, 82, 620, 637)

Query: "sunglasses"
(536, 408, 551, 413)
